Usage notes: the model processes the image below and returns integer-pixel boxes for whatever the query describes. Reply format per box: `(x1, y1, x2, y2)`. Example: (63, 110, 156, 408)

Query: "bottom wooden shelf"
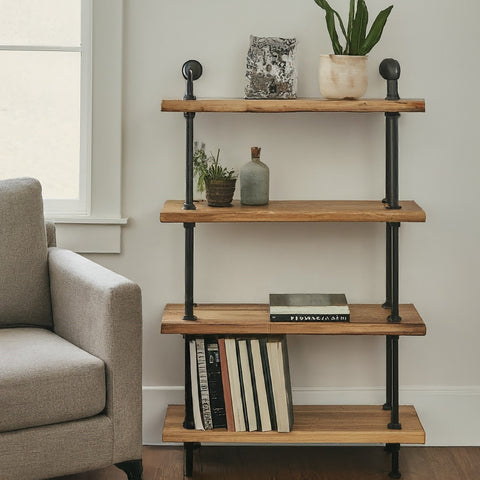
(163, 404, 425, 445)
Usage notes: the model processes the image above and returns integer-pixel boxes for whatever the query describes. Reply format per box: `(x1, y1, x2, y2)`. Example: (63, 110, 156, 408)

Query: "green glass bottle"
(240, 147, 269, 205)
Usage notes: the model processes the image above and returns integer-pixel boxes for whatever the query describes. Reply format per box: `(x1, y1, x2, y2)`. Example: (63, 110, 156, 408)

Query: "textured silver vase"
(240, 147, 269, 206)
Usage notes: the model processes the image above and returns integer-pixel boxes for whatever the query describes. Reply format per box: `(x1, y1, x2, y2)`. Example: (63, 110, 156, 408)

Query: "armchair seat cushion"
(0, 328, 106, 433)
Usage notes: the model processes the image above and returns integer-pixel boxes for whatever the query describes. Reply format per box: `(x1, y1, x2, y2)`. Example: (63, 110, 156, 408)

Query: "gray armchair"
(0, 178, 143, 480)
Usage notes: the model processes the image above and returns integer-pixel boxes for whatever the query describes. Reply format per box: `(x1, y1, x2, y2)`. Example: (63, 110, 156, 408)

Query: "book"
(224, 337, 246, 431)
(218, 338, 235, 431)
(259, 337, 277, 431)
(269, 293, 350, 316)
(235, 339, 250, 431)
(270, 313, 350, 322)
(189, 339, 204, 430)
(237, 339, 258, 431)
(246, 339, 262, 431)
(196, 338, 213, 429)
(248, 338, 272, 431)
(205, 338, 227, 429)
(266, 335, 294, 433)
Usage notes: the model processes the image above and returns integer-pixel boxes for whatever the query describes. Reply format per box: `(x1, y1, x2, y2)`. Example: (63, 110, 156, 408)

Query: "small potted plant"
(193, 142, 236, 207)
(314, 0, 393, 99)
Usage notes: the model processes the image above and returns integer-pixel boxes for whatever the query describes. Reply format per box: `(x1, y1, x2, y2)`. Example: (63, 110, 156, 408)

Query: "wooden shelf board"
(161, 303, 426, 336)
(163, 404, 425, 444)
(161, 98, 425, 113)
(160, 200, 426, 224)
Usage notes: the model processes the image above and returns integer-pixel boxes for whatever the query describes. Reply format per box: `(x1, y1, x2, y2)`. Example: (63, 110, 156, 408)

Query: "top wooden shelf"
(161, 98, 425, 113)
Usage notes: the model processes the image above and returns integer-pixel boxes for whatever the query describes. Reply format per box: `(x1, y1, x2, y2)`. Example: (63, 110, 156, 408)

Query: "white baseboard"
(142, 385, 480, 446)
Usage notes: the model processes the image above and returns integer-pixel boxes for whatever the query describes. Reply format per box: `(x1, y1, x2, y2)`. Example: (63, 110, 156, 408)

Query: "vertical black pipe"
(383, 335, 393, 411)
(379, 59, 402, 211)
(183, 112, 196, 211)
(388, 336, 402, 430)
(182, 60, 201, 211)
(184, 223, 197, 320)
(183, 110, 196, 320)
(383, 223, 392, 310)
(385, 113, 400, 210)
(183, 335, 194, 429)
(184, 442, 195, 477)
(388, 443, 401, 479)
(181, 60, 202, 321)
(388, 223, 401, 323)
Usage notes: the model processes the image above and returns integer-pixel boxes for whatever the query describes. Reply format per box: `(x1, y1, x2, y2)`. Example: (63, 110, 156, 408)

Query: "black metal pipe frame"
(184, 223, 196, 321)
(385, 113, 400, 210)
(184, 112, 196, 211)
(183, 442, 195, 477)
(382, 224, 392, 310)
(383, 335, 393, 411)
(387, 223, 401, 323)
(181, 60, 202, 321)
(380, 59, 403, 478)
(387, 443, 401, 479)
(387, 335, 402, 430)
(380, 59, 402, 325)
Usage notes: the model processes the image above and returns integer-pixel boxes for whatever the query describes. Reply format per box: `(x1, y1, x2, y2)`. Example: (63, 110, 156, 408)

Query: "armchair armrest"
(48, 247, 142, 463)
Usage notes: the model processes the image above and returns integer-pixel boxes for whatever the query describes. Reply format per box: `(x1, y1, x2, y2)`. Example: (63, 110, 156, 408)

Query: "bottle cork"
(251, 147, 261, 158)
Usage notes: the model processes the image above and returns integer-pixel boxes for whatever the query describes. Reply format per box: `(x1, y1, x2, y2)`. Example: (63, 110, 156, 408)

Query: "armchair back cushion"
(0, 178, 52, 328)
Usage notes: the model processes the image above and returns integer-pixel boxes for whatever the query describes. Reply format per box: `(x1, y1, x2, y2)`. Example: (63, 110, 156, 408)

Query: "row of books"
(269, 293, 350, 322)
(189, 335, 293, 433)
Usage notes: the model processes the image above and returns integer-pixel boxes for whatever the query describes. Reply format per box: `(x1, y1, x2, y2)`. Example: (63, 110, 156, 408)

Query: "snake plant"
(314, 0, 393, 56)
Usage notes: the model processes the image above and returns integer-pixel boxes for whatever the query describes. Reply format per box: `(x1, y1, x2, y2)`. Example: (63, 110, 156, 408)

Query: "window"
(0, 0, 91, 215)
(0, 0, 125, 253)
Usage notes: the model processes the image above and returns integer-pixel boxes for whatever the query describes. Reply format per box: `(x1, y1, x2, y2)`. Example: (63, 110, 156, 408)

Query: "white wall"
(85, 0, 480, 446)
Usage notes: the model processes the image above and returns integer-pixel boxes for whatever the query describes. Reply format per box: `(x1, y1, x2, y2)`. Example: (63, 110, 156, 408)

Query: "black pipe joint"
(379, 58, 401, 101)
(182, 60, 203, 100)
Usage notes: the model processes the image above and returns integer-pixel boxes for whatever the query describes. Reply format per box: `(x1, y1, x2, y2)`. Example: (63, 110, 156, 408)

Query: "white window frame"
(48, 0, 127, 253)
(0, 0, 126, 253)
(0, 0, 92, 216)
(45, 0, 92, 216)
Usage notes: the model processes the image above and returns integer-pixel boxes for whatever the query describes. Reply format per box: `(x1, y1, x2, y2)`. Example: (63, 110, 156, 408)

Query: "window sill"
(46, 216, 128, 253)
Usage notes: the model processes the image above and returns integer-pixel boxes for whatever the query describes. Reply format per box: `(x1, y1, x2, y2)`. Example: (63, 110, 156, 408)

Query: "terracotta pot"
(319, 55, 368, 100)
(205, 178, 236, 207)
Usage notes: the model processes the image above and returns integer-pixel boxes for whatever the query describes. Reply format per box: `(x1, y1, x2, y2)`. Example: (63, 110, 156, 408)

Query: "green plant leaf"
(313, 0, 347, 52)
(360, 5, 393, 55)
(325, 9, 343, 54)
(350, 0, 369, 55)
(313, 0, 334, 11)
(346, 0, 355, 54)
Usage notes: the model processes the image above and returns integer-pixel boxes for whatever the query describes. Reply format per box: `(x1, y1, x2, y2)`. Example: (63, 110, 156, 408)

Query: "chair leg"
(115, 459, 143, 480)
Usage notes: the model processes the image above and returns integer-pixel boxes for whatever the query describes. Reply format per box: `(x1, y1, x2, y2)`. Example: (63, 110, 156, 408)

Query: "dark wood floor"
(55, 446, 480, 480)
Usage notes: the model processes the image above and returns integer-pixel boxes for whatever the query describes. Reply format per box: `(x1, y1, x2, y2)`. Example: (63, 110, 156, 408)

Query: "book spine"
(235, 339, 250, 431)
(196, 338, 213, 430)
(218, 338, 235, 431)
(248, 338, 272, 432)
(238, 339, 257, 431)
(224, 338, 246, 431)
(270, 313, 350, 322)
(189, 340, 204, 430)
(280, 336, 294, 432)
(205, 338, 227, 429)
(259, 337, 277, 431)
(246, 339, 262, 431)
(267, 336, 294, 433)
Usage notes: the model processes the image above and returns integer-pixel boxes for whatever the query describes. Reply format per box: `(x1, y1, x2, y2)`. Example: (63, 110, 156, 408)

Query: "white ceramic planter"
(319, 55, 368, 100)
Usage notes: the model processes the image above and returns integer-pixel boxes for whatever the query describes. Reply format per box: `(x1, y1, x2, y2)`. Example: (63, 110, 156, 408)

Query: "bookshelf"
(160, 59, 426, 479)
(160, 200, 426, 223)
(163, 405, 424, 444)
(161, 303, 426, 336)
